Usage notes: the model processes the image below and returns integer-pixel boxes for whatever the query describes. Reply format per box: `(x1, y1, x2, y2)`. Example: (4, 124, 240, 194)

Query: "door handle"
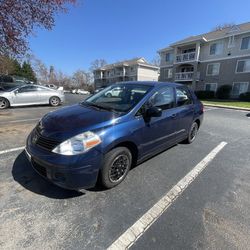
(171, 113, 177, 118)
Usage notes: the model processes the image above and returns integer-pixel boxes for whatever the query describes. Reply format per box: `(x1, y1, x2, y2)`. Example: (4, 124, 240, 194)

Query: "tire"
(100, 147, 132, 189)
(106, 93, 112, 98)
(185, 121, 199, 144)
(0, 97, 10, 109)
(49, 96, 60, 107)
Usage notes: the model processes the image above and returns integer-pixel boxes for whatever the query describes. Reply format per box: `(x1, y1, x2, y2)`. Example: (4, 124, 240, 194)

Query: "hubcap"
(190, 124, 198, 141)
(0, 99, 6, 109)
(109, 154, 129, 183)
(51, 97, 59, 106)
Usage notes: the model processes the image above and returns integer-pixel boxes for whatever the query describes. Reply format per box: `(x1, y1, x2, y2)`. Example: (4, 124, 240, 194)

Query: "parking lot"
(0, 94, 250, 249)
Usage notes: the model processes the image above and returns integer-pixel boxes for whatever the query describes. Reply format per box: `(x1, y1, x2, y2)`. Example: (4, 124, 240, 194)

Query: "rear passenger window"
(149, 86, 175, 110)
(176, 87, 193, 107)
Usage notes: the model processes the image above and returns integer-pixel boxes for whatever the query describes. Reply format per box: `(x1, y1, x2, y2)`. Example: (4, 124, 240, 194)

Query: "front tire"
(100, 147, 132, 189)
(49, 96, 60, 107)
(185, 121, 199, 144)
(0, 97, 10, 109)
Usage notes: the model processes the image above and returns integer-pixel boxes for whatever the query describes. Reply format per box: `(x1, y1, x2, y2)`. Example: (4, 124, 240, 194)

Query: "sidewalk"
(204, 103, 250, 111)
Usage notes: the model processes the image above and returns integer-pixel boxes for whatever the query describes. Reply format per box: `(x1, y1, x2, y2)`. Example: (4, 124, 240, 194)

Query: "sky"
(28, 0, 250, 75)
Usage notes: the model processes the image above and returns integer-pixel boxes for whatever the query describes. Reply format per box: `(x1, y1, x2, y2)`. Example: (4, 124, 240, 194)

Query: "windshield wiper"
(81, 102, 117, 112)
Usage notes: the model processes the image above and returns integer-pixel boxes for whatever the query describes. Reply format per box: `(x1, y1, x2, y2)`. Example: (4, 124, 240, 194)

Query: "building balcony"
(175, 72, 200, 81)
(175, 52, 196, 63)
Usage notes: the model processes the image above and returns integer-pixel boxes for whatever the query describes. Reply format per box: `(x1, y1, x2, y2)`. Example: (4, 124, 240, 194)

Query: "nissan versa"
(25, 82, 203, 190)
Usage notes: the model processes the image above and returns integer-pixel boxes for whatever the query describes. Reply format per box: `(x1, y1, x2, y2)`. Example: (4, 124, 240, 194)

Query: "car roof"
(115, 81, 184, 87)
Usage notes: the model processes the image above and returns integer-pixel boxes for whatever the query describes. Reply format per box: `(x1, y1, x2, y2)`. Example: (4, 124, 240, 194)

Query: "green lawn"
(202, 100, 250, 109)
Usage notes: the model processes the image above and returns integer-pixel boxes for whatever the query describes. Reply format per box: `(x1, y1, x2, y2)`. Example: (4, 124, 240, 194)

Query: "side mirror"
(146, 106, 162, 118)
(14, 90, 18, 95)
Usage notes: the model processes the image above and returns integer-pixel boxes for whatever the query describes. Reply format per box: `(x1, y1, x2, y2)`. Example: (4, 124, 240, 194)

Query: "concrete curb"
(204, 103, 250, 112)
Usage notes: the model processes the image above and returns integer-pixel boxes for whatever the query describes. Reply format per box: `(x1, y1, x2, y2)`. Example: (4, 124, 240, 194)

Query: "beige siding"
(137, 66, 159, 81)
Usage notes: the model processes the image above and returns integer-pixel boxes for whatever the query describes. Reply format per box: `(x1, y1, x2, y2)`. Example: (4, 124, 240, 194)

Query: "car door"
(13, 85, 40, 105)
(36, 86, 53, 104)
(137, 86, 178, 158)
(174, 86, 195, 141)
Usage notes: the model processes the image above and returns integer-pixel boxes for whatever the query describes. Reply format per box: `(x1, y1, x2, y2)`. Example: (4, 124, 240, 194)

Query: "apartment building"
(158, 22, 250, 97)
(94, 58, 159, 88)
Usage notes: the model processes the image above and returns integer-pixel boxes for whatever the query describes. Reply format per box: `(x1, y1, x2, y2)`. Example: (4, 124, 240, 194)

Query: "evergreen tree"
(21, 61, 37, 82)
(12, 59, 22, 76)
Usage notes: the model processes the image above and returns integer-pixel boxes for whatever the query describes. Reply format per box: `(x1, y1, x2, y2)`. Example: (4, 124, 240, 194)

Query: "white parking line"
(0, 146, 25, 156)
(0, 118, 40, 124)
(108, 141, 227, 250)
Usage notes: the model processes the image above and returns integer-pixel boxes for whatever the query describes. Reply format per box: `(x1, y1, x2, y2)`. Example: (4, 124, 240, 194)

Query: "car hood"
(38, 104, 121, 140)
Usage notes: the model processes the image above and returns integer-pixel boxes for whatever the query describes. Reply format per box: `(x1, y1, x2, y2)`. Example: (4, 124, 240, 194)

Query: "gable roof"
(159, 22, 250, 51)
(95, 57, 159, 71)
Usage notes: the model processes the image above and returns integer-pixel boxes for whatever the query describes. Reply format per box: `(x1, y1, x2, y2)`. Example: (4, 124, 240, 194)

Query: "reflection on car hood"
(38, 104, 120, 140)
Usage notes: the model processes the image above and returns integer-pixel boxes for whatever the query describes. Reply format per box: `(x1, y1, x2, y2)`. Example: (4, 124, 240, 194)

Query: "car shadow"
(246, 113, 250, 117)
(12, 151, 84, 199)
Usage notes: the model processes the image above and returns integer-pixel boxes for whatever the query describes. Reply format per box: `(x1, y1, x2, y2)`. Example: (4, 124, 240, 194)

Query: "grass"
(202, 99, 250, 109)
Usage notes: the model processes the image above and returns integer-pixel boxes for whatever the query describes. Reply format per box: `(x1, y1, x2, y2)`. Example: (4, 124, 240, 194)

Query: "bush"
(239, 92, 250, 101)
(195, 90, 215, 99)
(216, 85, 232, 99)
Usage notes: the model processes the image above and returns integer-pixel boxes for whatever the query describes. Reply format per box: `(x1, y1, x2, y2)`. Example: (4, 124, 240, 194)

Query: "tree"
(150, 54, 161, 67)
(0, 56, 14, 74)
(72, 70, 88, 89)
(212, 23, 235, 31)
(89, 59, 107, 72)
(21, 61, 37, 82)
(0, 0, 76, 56)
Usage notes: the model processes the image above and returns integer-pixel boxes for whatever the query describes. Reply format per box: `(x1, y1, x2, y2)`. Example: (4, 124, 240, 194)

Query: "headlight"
(52, 131, 101, 155)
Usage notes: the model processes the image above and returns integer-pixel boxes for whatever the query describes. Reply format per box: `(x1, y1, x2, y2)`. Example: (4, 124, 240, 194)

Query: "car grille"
(33, 128, 60, 151)
(32, 159, 47, 178)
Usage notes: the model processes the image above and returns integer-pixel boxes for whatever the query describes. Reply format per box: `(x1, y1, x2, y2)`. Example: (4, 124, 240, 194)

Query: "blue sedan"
(26, 82, 204, 190)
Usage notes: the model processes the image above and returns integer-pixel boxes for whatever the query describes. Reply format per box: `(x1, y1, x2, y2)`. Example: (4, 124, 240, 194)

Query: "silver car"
(0, 85, 65, 109)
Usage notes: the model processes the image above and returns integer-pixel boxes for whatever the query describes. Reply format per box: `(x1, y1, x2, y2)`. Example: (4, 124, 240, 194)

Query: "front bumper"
(26, 132, 103, 190)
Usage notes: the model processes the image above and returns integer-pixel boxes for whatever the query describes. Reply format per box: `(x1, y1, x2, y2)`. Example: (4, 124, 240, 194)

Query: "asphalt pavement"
(0, 95, 249, 250)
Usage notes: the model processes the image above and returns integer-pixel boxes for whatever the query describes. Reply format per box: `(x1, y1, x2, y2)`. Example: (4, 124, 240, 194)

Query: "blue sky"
(29, 0, 250, 75)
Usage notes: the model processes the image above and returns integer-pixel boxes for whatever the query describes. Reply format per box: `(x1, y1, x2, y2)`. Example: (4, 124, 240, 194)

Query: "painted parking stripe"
(108, 141, 227, 250)
(0, 146, 25, 156)
(0, 118, 40, 124)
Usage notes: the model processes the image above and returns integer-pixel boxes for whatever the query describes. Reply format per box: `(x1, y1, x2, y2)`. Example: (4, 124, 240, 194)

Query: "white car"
(105, 87, 122, 97)
(77, 89, 90, 95)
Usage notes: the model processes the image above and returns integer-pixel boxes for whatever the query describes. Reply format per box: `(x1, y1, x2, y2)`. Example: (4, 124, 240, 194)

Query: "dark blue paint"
(26, 82, 204, 190)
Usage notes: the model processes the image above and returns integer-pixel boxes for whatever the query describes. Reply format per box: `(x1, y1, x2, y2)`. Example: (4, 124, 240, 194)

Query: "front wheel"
(185, 122, 199, 144)
(49, 96, 60, 107)
(100, 147, 132, 189)
(0, 97, 10, 109)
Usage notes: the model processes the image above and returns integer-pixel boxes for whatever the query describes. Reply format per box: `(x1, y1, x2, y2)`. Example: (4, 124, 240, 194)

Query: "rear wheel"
(0, 97, 10, 109)
(49, 96, 60, 107)
(185, 121, 199, 144)
(100, 147, 132, 189)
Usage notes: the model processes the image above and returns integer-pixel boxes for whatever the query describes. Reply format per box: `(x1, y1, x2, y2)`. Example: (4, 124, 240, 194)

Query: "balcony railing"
(176, 52, 196, 63)
(175, 71, 200, 81)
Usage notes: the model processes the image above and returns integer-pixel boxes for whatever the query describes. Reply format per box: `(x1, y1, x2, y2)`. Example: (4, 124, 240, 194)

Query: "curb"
(204, 103, 250, 111)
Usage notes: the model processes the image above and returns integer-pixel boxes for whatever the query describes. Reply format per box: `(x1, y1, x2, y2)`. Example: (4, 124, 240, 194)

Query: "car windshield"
(83, 84, 152, 112)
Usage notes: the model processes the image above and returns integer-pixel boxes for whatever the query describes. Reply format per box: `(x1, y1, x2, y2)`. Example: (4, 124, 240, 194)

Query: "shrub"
(239, 92, 250, 101)
(195, 90, 215, 99)
(216, 85, 232, 99)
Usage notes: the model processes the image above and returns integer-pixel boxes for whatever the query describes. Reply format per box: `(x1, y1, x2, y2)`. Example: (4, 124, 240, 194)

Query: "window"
(176, 87, 193, 107)
(206, 63, 220, 76)
(165, 53, 173, 62)
(205, 83, 217, 91)
(236, 59, 250, 73)
(148, 86, 175, 110)
(210, 42, 223, 55)
(228, 36, 235, 48)
(17, 86, 39, 93)
(241, 37, 250, 50)
(164, 68, 173, 78)
(232, 82, 249, 96)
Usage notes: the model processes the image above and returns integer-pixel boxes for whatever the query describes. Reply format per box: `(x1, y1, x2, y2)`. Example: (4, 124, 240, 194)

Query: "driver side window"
(148, 86, 175, 110)
(18, 86, 38, 93)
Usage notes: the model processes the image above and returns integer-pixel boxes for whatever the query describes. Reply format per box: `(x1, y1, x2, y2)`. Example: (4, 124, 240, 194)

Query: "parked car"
(25, 82, 203, 190)
(0, 85, 65, 109)
(77, 89, 90, 95)
(105, 86, 122, 97)
(45, 84, 57, 89)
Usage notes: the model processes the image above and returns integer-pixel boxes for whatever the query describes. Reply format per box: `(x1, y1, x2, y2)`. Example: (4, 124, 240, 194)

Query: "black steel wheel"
(100, 147, 132, 189)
